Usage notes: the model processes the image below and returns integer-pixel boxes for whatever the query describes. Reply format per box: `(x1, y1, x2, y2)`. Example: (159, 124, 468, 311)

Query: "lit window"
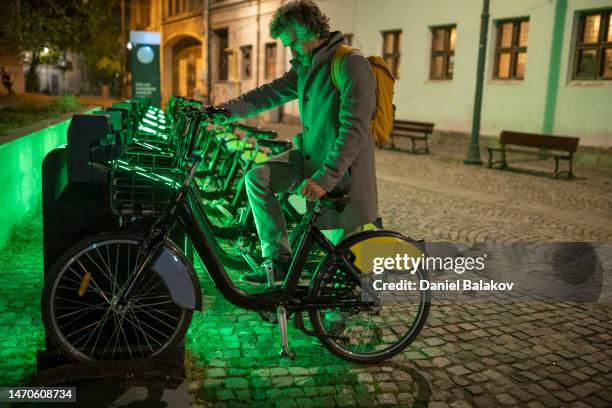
(573, 9, 612, 80)
(214, 28, 229, 81)
(382, 30, 402, 79)
(494, 18, 529, 80)
(264, 43, 277, 80)
(430, 25, 456, 80)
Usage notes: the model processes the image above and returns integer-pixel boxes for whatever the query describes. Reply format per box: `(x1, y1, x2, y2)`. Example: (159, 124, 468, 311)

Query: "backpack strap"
(331, 44, 356, 90)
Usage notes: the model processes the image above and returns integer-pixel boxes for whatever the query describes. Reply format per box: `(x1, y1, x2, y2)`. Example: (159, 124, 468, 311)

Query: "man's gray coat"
(221, 31, 378, 230)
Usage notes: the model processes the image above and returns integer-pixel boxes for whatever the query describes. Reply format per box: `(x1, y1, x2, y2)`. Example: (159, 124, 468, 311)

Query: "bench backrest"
(500, 131, 579, 153)
(394, 120, 435, 134)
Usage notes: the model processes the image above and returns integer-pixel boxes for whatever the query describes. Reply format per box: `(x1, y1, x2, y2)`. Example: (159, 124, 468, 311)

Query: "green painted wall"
(0, 110, 97, 249)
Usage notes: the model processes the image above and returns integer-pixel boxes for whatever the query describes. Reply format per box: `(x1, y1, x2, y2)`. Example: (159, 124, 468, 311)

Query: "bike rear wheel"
(42, 233, 192, 362)
(308, 230, 430, 363)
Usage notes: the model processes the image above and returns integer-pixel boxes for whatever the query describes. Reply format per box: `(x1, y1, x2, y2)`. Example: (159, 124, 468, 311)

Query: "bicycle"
(42, 108, 430, 364)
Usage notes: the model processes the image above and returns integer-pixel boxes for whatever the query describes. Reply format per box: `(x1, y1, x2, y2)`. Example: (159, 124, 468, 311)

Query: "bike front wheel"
(42, 233, 192, 362)
(308, 230, 430, 363)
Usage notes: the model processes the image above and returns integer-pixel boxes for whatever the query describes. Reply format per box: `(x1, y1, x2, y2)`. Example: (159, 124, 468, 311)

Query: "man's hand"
(203, 105, 232, 125)
(300, 178, 327, 201)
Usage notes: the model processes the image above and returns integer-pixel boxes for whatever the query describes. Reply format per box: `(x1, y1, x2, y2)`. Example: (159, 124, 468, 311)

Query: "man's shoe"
(242, 255, 292, 285)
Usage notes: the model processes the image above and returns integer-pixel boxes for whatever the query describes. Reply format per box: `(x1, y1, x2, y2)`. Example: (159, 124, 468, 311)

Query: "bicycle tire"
(308, 230, 430, 364)
(42, 233, 193, 362)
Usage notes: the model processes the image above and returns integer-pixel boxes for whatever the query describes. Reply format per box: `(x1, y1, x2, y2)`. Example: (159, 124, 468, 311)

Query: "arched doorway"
(171, 36, 202, 98)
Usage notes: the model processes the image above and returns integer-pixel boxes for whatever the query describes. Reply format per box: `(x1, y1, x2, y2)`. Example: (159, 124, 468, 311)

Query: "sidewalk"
(183, 127, 612, 407)
(0, 121, 610, 407)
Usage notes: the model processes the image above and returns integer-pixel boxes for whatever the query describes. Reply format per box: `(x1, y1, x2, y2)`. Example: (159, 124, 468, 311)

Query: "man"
(220, 0, 378, 283)
(1, 67, 15, 96)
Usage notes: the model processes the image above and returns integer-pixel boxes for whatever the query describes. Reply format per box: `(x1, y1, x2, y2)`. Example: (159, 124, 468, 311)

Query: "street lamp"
(465, 0, 490, 165)
(42, 47, 50, 94)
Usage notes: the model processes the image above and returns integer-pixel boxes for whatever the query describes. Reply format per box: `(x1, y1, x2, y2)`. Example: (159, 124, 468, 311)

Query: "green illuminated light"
(138, 125, 157, 134)
(136, 171, 156, 180)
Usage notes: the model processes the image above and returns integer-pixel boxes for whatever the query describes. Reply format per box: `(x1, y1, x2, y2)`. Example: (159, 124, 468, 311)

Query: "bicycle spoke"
(55, 301, 107, 320)
(123, 305, 176, 339)
(132, 299, 180, 321)
(134, 275, 164, 298)
(130, 302, 179, 331)
(81, 256, 119, 296)
(56, 296, 102, 308)
(46, 237, 189, 362)
(118, 313, 133, 359)
(131, 299, 174, 307)
(109, 312, 122, 359)
(124, 313, 163, 348)
(95, 246, 113, 287)
(114, 243, 121, 296)
(125, 308, 157, 355)
(84, 306, 114, 357)
(65, 307, 111, 343)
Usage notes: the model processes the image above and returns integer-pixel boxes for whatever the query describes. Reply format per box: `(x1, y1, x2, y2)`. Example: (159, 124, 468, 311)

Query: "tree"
(0, 0, 90, 91)
(0, 0, 122, 94)
(79, 0, 123, 93)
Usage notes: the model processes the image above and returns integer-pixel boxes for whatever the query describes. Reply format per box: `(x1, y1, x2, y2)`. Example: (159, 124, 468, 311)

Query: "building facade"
(21, 52, 90, 96)
(321, 0, 612, 148)
(131, 0, 288, 121)
(132, 0, 612, 147)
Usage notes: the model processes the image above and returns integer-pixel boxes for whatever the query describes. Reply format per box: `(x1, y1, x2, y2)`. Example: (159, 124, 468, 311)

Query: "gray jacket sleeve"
(220, 68, 298, 122)
(311, 53, 376, 191)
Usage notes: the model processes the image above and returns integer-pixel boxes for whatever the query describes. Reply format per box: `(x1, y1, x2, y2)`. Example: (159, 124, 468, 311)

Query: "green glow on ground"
(0, 210, 363, 394)
(0, 213, 45, 386)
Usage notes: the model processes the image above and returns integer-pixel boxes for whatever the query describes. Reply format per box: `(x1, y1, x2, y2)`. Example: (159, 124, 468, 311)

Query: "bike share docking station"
(37, 99, 190, 385)
(34, 94, 431, 388)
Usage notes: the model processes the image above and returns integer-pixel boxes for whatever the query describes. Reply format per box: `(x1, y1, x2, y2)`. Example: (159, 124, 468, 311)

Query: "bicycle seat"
(235, 123, 278, 139)
(321, 189, 351, 212)
(257, 138, 293, 153)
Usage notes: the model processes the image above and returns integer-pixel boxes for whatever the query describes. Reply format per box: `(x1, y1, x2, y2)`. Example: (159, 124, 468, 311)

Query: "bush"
(50, 95, 83, 114)
(0, 94, 84, 135)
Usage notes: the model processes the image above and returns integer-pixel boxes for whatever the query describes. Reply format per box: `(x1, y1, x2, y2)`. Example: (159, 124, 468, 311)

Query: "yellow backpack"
(331, 44, 396, 147)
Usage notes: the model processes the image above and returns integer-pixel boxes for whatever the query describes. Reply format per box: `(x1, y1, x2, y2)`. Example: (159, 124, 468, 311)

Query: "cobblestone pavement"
(0, 135, 611, 407)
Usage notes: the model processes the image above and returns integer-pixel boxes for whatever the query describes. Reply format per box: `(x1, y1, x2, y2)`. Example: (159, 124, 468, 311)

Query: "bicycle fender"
(151, 243, 203, 311)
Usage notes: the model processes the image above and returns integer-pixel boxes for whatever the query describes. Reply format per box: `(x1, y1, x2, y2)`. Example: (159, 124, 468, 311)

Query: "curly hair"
(269, 0, 330, 40)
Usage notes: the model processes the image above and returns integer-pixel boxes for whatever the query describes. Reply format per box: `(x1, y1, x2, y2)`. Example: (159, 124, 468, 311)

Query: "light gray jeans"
(245, 149, 361, 258)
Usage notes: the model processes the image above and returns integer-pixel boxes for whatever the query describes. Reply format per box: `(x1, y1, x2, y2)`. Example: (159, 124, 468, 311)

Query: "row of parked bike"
(40, 97, 430, 364)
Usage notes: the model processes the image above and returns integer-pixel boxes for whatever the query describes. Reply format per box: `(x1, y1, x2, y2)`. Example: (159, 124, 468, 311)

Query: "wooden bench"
(487, 131, 580, 178)
(389, 120, 434, 154)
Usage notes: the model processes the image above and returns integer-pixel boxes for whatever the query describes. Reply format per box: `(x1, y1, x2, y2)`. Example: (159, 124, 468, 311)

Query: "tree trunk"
(100, 84, 110, 98)
(26, 52, 40, 92)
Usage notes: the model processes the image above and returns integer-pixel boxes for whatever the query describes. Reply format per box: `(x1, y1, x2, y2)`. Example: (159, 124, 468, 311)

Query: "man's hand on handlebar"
(300, 178, 327, 201)
(202, 105, 232, 125)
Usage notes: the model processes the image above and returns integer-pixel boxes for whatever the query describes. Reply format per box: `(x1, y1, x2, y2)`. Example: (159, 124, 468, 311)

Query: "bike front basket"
(111, 166, 182, 217)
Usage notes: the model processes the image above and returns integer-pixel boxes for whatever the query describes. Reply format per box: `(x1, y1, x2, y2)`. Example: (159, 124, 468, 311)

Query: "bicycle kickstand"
(277, 305, 296, 359)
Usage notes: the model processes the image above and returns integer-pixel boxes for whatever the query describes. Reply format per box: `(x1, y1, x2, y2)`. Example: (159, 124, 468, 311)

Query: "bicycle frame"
(179, 187, 378, 312)
(114, 114, 379, 315)
(117, 184, 379, 314)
